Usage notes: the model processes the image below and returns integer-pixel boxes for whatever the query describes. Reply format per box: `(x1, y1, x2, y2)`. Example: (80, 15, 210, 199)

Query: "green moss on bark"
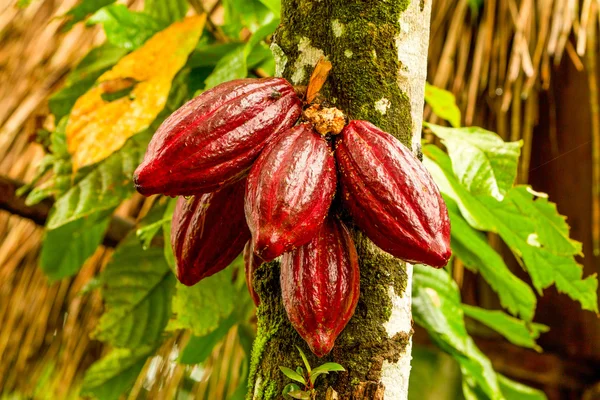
(248, 262, 300, 399)
(276, 0, 412, 142)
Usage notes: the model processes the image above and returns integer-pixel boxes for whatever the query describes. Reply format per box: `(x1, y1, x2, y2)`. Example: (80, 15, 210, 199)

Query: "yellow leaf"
(66, 14, 207, 171)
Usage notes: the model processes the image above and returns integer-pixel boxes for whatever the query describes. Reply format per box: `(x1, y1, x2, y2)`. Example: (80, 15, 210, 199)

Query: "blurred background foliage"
(0, 0, 599, 399)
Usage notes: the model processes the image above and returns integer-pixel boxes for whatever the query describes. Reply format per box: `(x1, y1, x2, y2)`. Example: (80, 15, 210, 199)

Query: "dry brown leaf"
(306, 57, 332, 104)
(66, 14, 207, 171)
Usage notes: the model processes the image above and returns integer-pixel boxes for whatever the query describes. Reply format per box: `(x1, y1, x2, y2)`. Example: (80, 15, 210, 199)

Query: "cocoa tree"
(8, 0, 597, 399)
(248, 1, 432, 398)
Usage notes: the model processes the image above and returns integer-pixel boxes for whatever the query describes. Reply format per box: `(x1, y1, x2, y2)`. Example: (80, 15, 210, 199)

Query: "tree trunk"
(248, 1, 432, 399)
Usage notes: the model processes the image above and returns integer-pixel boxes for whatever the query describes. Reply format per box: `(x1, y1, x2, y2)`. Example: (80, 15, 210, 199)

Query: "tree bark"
(248, 1, 432, 399)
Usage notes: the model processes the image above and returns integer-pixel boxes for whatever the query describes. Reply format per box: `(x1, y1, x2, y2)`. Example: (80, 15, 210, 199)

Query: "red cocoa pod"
(281, 216, 360, 357)
(245, 124, 336, 261)
(171, 179, 250, 286)
(134, 78, 302, 196)
(243, 241, 262, 306)
(335, 120, 451, 267)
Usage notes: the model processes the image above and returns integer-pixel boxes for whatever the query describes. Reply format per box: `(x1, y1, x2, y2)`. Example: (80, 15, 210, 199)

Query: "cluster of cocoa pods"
(134, 77, 451, 357)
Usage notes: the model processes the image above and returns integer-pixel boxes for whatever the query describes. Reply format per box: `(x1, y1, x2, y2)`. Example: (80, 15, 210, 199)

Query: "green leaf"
(447, 198, 537, 321)
(312, 363, 345, 373)
(135, 201, 169, 250)
(296, 346, 311, 374)
(93, 232, 175, 348)
(309, 363, 345, 385)
(40, 212, 110, 281)
(136, 218, 168, 250)
(247, 43, 273, 69)
(50, 43, 128, 121)
(283, 383, 302, 399)
(81, 346, 154, 400)
(497, 186, 582, 257)
(255, 55, 276, 77)
(409, 345, 463, 400)
(88, 5, 165, 50)
(17, 154, 57, 200)
(222, 0, 274, 37)
(423, 144, 495, 231)
(162, 198, 178, 274)
(412, 265, 502, 399)
(413, 266, 466, 349)
(62, 0, 117, 31)
(279, 367, 306, 385)
(204, 46, 248, 89)
(480, 187, 597, 311)
(22, 122, 72, 205)
(24, 186, 55, 207)
(462, 304, 548, 351)
(189, 42, 245, 68)
(168, 267, 236, 336)
(498, 374, 547, 400)
(50, 76, 102, 123)
(203, 18, 278, 89)
(424, 145, 598, 313)
(427, 124, 522, 200)
(424, 83, 461, 127)
(179, 312, 238, 364)
(246, 18, 279, 50)
(46, 134, 146, 230)
(66, 43, 129, 86)
(257, 0, 281, 14)
(144, 0, 188, 23)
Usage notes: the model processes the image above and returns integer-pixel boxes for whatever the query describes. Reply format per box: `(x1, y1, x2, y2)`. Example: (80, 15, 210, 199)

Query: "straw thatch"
(1, 1, 105, 397)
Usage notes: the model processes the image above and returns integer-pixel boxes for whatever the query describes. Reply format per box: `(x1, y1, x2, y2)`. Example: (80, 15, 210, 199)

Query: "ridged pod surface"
(245, 124, 336, 261)
(280, 216, 359, 357)
(335, 120, 451, 267)
(134, 78, 302, 196)
(171, 179, 250, 286)
(243, 241, 261, 306)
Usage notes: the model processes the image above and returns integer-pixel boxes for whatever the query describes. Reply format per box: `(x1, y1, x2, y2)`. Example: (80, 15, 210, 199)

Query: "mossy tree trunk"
(248, 1, 432, 399)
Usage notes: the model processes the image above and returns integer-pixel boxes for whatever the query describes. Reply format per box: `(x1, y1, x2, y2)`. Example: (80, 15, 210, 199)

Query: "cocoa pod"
(243, 241, 262, 306)
(134, 78, 302, 196)
(281, 216, 359, 357)
(335, 120, 451, 267)
(171, 179, 250, 286)
(245, 124, 336, 261)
